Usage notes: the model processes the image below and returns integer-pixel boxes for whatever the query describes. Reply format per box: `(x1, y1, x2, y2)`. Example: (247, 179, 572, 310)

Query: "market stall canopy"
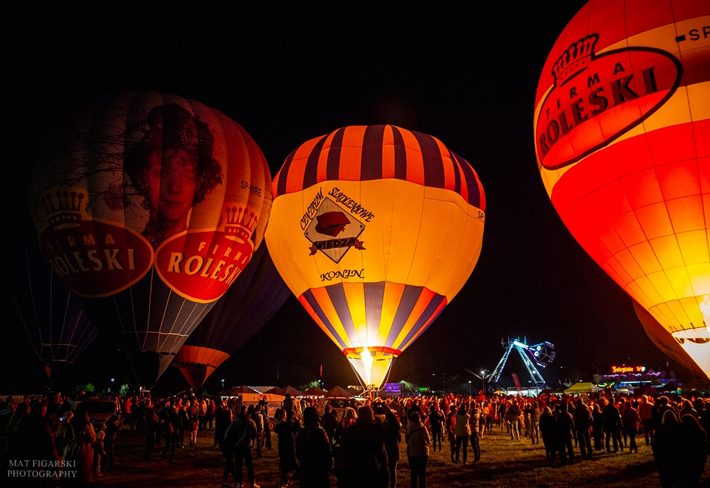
(278, 386, 304, 397)
(326, 385, 352, 397)
(303, 387, 326, 397)
(564, 382, 601, 394)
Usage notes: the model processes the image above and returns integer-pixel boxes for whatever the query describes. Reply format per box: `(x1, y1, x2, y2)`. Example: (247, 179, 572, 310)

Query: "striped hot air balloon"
(534, 0, 709, 377)
(266, 125, 485, 389)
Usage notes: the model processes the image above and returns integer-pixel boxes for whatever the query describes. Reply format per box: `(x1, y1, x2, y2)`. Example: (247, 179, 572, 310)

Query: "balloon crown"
(39, 187, 88, 229)
(222, 204, 258, 240)
(551, 34, 598, 86)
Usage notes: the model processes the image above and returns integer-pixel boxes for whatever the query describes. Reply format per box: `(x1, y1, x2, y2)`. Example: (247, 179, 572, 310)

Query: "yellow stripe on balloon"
(378, 282, 405, 347)
(310, 287, 352, 348)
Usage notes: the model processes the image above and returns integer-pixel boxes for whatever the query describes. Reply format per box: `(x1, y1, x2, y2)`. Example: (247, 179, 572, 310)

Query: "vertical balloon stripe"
(339, 126, 366, 181)
(363, 281, 386, 343)
(302, 133, 328, 191)
(399, 128, 426, 186)
(361, 125, 386, 181)
(413, 131, 445, 189)
(384, 285, 424, 347)
(391, 287, 436, 349)
(398, 293, 447, 351)
(451, 150, 463, 196)
(392, 126, 408, 180)
(298, 293, 347, 350)
(377, 282, 405, 345)
(310, 286, 352, 347)
(342, 282, 367, 344)
(382, 126, 396, 179)
(326, 128, 346, 181)
(276, 149, 296, 198)
(436, 140, 457, 192)
(457, 151, 483, 208)
(325, 283, 358, 343)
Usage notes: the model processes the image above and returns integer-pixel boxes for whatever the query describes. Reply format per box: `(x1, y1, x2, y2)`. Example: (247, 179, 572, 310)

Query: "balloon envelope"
(534, 0, 710, 377)
(266, 125, 485, 388)
(173, 244, 291, 388)
(3, 214, 98, 378)
(29, 92, 272, 386)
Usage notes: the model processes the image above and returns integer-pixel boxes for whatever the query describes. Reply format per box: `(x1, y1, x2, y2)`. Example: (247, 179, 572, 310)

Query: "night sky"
(2, 4, 690, 394)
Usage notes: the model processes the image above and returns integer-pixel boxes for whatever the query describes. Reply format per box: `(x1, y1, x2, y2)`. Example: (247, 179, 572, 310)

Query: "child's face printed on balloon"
(146, 148, 197, 225)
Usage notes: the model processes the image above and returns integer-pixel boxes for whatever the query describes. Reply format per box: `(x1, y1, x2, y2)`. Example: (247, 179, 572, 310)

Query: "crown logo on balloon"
(38, 187, 89, 230)
(551, 34, 598, 86)
(221, 203, 259, 241)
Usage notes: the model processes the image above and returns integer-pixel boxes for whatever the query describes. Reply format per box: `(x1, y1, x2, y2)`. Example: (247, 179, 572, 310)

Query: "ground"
(86, 427, 708, 487)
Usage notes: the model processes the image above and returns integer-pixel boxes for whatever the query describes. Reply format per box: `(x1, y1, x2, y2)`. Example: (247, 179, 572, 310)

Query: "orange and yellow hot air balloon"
(534, 0, 709, 377)
(266, 125, 485, 389)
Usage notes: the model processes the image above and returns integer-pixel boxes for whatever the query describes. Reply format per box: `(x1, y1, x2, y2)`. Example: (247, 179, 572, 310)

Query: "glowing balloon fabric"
(534, 0, 709, 377)
(266, 125, 485, 388)
(29, 92, 272, 386)
(632, 300, 706, 377)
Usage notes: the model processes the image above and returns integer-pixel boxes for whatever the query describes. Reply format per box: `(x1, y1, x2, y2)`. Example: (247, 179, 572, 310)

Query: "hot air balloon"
(266, 125, 485, 389)
(28, 92, 272, 387)
(172, 244, 291, 389)
(2, 212, 98, 383)
(534, 0, 709, 377)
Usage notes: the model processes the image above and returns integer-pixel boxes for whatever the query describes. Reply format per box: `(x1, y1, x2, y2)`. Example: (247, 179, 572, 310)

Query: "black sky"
(2, 4, 689, 393)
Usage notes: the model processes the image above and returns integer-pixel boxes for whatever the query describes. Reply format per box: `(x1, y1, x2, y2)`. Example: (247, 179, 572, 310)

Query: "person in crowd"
(470, 401, 481, 462)
(530, 400, 541, 445)
(297, 406, 332, 488)
(454, 404, 471, 464)
(160, 405, 181, 462)
(539, 406, 557, 467)
(446, 409, 457, 463)
(103, 414, 119, 469)
(591, 401, 604, 452)
(681, 413, 707, 488)
(187, 399, 200, 446)
(93, 429, 107, 477)
(67, 406, 97, 485)
(221, 404, 239, 488)
(555, 402, 575, 466)
(602, 398, 622, 453)
(573, 398, 592, 460)
(638, 395, 655, 446)
(230, 405, 260, 488)
(406, 411, 430, 488)
(382, 405, 402, 488)
(428, 403, 444, 453)
(321, 404, 338, 450)
(274, 407, 299, 487)
(250, 404, 265, 458)
(505, 400, 521, 441)
(621, 400, 640, 454)
(653, 410, 690, 488)
(214, 399, 232, 449)
(143, 400, 160, 461)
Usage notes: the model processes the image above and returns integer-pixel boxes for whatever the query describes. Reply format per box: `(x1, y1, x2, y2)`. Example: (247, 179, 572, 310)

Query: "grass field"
(91, 426, 709, 487)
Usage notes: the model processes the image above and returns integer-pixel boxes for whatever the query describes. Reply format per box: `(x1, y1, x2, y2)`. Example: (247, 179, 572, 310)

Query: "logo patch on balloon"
(303, 194, 366, 264)
(155, 203, 258, 302)
(536, 34, 682, 170)
(37, 187, 154, 298)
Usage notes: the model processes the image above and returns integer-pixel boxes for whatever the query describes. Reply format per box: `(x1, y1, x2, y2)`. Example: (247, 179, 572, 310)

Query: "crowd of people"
(0, 390, 708, 487)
